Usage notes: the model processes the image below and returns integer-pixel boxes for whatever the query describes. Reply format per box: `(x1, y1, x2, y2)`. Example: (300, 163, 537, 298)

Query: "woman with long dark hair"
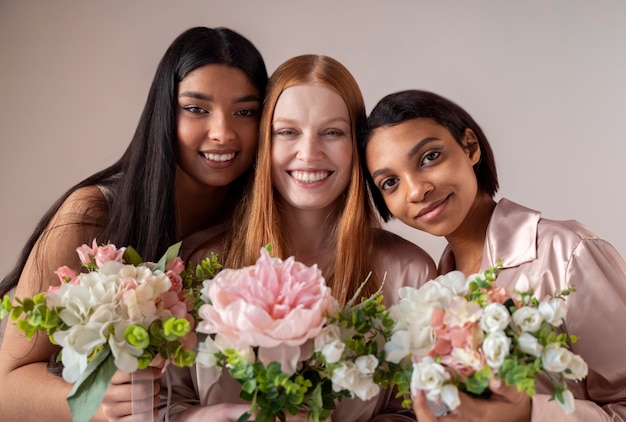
(0, 26, 268, 421)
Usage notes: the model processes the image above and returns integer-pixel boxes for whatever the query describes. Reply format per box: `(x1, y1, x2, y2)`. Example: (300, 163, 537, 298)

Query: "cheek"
(239, 123, 260, 152)
(176, 120, 197, 149)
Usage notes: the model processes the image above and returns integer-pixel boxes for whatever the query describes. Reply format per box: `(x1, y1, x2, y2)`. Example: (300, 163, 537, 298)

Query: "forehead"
(179, 64, 258, 95)
(273, 83, 348, 121)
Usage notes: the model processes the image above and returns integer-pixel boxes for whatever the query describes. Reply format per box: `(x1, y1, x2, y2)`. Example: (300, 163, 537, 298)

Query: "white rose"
(410, 357, 450, 395)
(321, 339, 345, 364)
(541, 343, 572, 373)
(516, 332, 543, 357)
(480, 303, 511, 333)
(314, 324, 342, 351)
(355, 354, 379, 375)
(564, 354, 588, 381)
(331, 362, 360, 392)
(482, 331, 511, 369)
(353, 376, 381, 401)
(557, 389, 575, 413)
(512, 306, 543, 332)
(538, 298, 566, 327)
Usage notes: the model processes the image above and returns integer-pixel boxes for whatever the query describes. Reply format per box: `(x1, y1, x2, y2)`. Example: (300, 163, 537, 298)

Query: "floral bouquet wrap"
(195, 247, 394, 422)
(0, 240, 198, 422)
(383, 265, 588, 415)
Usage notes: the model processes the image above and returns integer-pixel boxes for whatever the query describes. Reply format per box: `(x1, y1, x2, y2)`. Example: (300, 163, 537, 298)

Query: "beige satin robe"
(439, 198, 626, 421)
(158, 229, 437, 421)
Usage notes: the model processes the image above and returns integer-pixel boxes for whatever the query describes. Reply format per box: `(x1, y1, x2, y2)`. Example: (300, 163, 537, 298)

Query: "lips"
(416, 195, 449, 219)
(201, 151, 236, 162)
(289, 170, 331, 183)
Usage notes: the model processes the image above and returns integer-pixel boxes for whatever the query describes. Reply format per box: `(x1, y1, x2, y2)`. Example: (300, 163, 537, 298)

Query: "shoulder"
(536, 213, 604, 263)
(54, 186, 108, 221)
(372, 229, 437, 294)
(372, 229, 432, 261)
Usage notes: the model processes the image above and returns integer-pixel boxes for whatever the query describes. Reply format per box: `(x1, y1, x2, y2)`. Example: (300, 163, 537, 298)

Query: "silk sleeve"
(531, 238, 626, 421)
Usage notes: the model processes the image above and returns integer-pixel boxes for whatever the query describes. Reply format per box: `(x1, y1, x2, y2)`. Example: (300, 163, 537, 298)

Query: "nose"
(208, 111, 236, 144)
(296, 132, 324, 161)
(405, 175, 432, 203)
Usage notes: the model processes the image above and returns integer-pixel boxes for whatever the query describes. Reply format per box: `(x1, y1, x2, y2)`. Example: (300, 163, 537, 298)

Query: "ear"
(462, 128, 481, 165)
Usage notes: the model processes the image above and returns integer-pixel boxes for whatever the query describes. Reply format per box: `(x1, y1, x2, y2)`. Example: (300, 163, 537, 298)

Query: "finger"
(412, 390, 440, 422)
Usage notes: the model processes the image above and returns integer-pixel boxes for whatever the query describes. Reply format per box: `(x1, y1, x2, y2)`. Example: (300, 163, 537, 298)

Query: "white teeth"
(202, 152, 236, 162)
(291, 171, 330, 183)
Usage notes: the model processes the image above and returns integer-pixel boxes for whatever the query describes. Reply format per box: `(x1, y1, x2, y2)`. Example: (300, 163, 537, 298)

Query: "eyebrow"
(178, 91, 261, 103)
(371, 137, 439, 179)
(273, 116, 350, 126)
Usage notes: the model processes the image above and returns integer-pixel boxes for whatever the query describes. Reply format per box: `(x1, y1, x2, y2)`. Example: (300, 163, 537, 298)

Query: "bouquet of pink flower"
(383, 265, 587, 415)
(0, 240, 198, 422)
(194, 247, 393, 422)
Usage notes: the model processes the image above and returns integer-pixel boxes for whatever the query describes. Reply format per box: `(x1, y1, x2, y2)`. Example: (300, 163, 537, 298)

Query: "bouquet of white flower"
(1, 240, 198, 422)
(383, 264, 587, 414)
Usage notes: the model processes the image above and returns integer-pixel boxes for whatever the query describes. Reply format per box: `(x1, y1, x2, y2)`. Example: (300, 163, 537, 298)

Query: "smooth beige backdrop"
(1, 0, 625, 278)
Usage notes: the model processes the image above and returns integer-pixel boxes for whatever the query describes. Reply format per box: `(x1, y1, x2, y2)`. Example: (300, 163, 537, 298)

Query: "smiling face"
(365, 118, 481, 237)
(176, 64, 261, 190)
(270, 83, 353, 213)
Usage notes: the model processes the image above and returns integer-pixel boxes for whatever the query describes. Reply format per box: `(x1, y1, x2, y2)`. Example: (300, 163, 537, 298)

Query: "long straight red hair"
(223, 55, 380, 306)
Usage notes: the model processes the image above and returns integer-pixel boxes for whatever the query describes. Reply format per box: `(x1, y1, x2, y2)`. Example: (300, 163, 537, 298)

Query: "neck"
(279, 200, 339, 271)
(445, 193, 496, 276)
(175, 175, 234, 240)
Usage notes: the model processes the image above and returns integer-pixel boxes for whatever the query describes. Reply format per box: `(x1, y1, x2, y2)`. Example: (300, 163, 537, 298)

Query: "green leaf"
(123, 246, 144, 266)
(155, 242, 182, 272)
(66, 346, 118, 422)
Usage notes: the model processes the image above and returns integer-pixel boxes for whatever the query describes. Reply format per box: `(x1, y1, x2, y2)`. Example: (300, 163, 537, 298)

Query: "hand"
(100, 367, 161, 422)
(412, 377, 531, 422)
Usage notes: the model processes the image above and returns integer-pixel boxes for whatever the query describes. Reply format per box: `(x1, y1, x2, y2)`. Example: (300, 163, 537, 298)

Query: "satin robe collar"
(438, 198, 541, 273)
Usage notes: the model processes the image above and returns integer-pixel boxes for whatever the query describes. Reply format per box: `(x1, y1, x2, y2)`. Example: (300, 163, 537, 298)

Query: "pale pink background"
(1, 1, 625, 277)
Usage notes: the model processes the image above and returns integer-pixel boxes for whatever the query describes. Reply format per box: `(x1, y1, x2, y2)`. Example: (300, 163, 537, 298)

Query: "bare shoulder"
(51, 186, 108, 226)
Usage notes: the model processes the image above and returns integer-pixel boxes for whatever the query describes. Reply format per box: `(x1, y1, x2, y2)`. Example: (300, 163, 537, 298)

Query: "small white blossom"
(512, 306, 543, 333)
(480, 302, 511, 333)
(321, 340, 345, 364)
(541, 343, 572, 373)
(353, 376, 380, 401)
(355, 354, 378, 375)
(538, 298, 566, 327)
(410, 357, 450, 396)
(197, 337, 220, 368)
(564, 354, 588, 381)
(314, 324, 342, 351)
(482, 331, 511, 369)
(516, 332, 543, 357)
(557, 389, 575, 413)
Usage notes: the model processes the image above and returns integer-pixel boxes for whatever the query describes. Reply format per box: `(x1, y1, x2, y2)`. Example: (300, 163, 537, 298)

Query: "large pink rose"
(197, 248, 332, 373)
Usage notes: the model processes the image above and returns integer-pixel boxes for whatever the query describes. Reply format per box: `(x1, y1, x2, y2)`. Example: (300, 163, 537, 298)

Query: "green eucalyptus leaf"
(67, 347, 117, 422)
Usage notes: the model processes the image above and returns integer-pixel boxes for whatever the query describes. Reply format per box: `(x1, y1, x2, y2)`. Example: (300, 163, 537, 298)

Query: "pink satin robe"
(439, 198, 626, 421)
